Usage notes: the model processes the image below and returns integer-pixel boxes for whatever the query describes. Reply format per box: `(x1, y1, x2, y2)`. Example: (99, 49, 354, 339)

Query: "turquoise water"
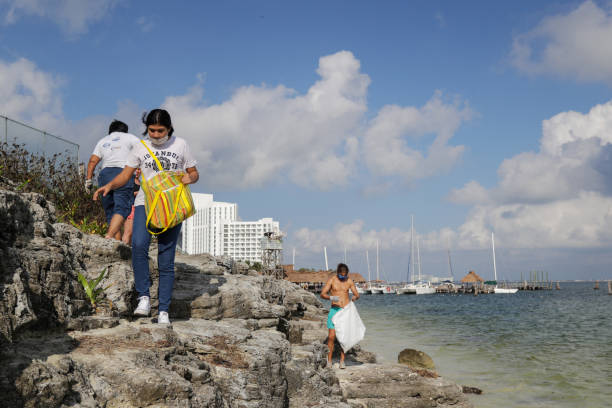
(355, 283, 612, 408)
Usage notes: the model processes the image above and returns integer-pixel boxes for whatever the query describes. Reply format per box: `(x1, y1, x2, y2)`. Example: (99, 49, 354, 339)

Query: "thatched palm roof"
(285, 271, 366, 284)
(461, 271, 484, 283)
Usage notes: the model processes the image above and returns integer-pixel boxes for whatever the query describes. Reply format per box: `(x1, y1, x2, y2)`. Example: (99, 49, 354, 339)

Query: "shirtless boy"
(320, 263, 359, 368)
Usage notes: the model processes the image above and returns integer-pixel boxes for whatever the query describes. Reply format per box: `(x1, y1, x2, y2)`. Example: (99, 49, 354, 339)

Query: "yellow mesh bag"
(139, 140, 195, 235)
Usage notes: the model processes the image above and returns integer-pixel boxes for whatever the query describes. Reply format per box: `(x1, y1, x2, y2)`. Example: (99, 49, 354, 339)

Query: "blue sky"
(2, 0, 612, 280)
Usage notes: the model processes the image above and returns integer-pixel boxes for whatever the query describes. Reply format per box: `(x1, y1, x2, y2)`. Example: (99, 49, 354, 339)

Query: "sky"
(1, 0, 612, 281)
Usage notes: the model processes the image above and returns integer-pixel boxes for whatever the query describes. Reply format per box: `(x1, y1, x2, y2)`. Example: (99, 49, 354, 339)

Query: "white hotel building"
(177, 193, 280, 263)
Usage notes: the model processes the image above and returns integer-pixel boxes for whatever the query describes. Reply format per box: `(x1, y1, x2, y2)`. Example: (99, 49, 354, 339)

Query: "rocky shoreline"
(0, 186, 472, 407)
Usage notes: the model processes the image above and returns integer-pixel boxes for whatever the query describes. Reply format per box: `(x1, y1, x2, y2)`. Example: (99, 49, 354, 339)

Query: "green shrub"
(0, 143, 107, 235)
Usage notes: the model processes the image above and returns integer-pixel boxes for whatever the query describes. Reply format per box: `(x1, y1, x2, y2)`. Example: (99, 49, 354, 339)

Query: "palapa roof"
(461, 271, 484, 283)
(285, 270, 366, 284)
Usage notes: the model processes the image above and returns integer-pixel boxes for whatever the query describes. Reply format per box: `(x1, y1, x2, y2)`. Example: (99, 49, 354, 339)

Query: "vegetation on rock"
(0, 142, 106, 235)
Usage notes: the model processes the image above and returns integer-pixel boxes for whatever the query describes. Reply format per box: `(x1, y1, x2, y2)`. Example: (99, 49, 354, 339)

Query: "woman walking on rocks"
(94, 109, 199, 324)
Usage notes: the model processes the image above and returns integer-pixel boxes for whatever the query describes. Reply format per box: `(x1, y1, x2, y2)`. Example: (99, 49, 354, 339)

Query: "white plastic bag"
(331, 301, 366, 352)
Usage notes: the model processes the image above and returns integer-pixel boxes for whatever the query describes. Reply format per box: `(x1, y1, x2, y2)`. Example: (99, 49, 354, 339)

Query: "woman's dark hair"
(337, 263, 349, 274)
(142, 109, 174, 136)
(108, 119, 128, 134)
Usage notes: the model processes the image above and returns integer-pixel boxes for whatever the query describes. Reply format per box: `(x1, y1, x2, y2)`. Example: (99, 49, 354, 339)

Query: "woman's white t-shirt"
(126, 136, 197, 207)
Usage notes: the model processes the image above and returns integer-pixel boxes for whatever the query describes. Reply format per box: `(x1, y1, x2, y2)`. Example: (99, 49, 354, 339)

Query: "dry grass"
(197, 335, 249, 369)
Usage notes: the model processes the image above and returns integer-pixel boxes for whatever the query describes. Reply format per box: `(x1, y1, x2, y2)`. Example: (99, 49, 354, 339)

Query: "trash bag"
(331, 301, 366, 352)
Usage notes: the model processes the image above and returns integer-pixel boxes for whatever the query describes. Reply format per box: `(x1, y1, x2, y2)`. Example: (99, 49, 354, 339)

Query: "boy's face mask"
(338, 273, 348, 281)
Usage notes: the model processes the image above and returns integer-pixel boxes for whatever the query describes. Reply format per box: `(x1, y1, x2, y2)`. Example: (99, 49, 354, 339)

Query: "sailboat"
(370, 241, 384, 294)
(397, 215, 434, 294)
(357, 250, 371, 294)
(397, 215, 417, 294)
(492, 232, 518, 294)
(414, 238, 435, 294)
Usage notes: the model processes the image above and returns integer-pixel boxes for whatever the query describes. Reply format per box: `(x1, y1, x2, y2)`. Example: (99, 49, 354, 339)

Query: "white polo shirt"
(92, 132, 141, 169)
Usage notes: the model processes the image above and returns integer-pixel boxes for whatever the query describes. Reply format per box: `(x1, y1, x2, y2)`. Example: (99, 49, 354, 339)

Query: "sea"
(354, 282, 612, 408)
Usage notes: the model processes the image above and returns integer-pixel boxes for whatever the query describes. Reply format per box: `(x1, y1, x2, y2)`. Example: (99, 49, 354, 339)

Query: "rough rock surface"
(335, 363, 470, 408)
(0, 187, 472, 407)
(398, 348, 436, 370)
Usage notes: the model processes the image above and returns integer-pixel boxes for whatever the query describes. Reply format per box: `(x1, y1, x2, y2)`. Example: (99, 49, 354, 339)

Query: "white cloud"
(164, 51, 471, 191)
(297, 98, 612, 253)
(510, 1, 612, 82)
(448, 99, 612, 249)
(1, 0, 119, 34)
(363, 91, 472, 186)
(0, 57, 63, 123)
(453, 100, 612, 206)
(448, 180, 490, 205)
(293, 220, 413, 253)
(0, 51, 472, 190)
(0, 56, 141, 160)
(163, 51, 368, 190)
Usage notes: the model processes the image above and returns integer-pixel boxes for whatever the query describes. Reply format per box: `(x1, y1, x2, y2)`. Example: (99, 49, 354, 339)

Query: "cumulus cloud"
(164, 51, 471, 190)
(452, 101, 612, 205)
(293, 220, 412, 252)
(510, 1, 612, 82)
(0, 51, 471, 190)
(1, 0, 119, 34)
(448, 99, 612, 248)
(163, 51, 368, 190)
(0, 56, 140, 160)
(0, 58, 63, 123)
(363, 91, 472, 186)
(297, 98, 612, 252)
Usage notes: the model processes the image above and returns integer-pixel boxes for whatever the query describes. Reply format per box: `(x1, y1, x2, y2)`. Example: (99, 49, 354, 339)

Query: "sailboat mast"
(410, 215, 415, 283)
(376, 240, 380, 281)
(344, 247, 347, 263)
(417, 238, 422, 281)
(447, 246, 454, 280)
(366, 250, 371, 281)
(492, 232, 497, 282)
(292, 247, 296, 266)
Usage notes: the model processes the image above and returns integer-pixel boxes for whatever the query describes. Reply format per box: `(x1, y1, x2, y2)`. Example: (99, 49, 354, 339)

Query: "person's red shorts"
(127, 205, 135, 220)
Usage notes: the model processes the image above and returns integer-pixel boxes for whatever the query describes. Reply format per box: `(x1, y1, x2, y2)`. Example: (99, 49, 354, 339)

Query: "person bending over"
(86, 120, 140, 240)
(320, 263, 359, 369)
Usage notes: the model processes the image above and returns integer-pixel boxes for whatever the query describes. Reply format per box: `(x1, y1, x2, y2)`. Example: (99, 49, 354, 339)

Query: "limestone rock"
(335, 363, 471, 408)
(0, 190, 88, 344)
(398, 348, 435, 370)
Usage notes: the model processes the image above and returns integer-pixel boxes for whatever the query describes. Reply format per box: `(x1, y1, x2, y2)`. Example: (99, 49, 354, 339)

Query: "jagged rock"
(335, 363, 471, 408)
(347, 344, 377, 364)
(175, 252, 226, 276)
(462, 385, 482, 394)
(286, 343, 348, 408)
(0, 190, 88, 344)
(398, 348, 435, 370)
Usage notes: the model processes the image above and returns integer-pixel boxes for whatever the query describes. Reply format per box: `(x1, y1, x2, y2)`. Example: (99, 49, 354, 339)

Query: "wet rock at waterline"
(398, 348, 436, 370)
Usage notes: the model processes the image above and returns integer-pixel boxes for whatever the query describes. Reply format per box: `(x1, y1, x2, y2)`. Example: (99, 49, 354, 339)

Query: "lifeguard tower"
(260, 231, 284, 278)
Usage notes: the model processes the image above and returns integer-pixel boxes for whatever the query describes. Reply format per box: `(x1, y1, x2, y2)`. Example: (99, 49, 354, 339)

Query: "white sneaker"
(158, 311, 170, 325)
(134, 296, 150, 316)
